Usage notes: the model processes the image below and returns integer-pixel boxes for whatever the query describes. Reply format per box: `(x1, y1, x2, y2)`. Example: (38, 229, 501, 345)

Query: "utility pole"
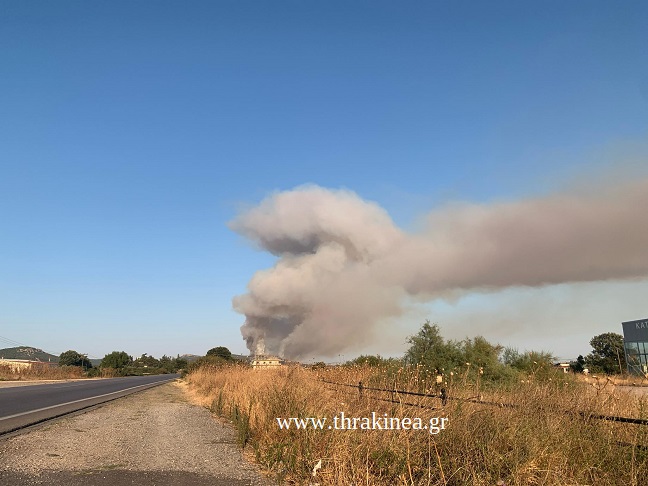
(616, 348, 623, 375)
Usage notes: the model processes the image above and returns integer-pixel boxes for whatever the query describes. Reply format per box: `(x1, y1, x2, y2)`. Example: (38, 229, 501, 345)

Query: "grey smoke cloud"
(231, 180, 648, 359)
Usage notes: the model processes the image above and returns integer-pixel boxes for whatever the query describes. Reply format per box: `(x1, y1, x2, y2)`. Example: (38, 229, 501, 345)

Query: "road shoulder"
(0, 381, 273, 486)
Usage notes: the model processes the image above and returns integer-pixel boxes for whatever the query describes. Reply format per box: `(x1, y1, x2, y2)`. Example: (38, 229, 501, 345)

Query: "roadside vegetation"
(184, 323, 648, 485)
(90, 351, 188, 377)
(0, 347, 188, 381)
(0, 363, 84, 381)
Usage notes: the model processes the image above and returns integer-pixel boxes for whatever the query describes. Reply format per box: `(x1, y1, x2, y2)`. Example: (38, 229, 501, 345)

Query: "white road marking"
(0, 378, 174, 421)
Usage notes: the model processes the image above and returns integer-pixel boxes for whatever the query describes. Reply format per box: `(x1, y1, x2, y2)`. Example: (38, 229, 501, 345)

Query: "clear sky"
(1, 1, 647, 362)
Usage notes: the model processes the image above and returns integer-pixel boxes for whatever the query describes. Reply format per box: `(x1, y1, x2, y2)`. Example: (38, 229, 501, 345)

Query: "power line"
(0, 335, 42, 354)
(0, 335, 27, 348)
(0, 334, 101, 360)
(0, 334, 61, 359)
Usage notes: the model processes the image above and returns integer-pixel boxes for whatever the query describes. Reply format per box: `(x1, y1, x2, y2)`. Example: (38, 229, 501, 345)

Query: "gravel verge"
(0, 381, 274, 486)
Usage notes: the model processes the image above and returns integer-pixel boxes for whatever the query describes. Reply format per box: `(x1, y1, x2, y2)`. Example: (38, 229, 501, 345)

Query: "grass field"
(0, 363, 84, 381)
(185, 363, 648, 486)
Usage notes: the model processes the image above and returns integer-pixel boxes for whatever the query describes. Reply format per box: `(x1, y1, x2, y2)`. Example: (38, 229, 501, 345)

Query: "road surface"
(0, 374, 178, 435)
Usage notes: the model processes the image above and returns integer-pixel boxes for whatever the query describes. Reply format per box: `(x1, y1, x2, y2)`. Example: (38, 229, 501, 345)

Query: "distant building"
(622, 318, 648, 375)
(251, 355, 283, 369)
(0, 359, 57, 373)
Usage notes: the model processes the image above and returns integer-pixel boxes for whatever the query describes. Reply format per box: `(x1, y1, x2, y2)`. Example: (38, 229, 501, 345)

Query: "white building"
(0, 359, 56, 372)
(251, 355, 283, 369)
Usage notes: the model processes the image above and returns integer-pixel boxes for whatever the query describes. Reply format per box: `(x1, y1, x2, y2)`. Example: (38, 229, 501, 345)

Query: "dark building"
(622, 318, 648, 375)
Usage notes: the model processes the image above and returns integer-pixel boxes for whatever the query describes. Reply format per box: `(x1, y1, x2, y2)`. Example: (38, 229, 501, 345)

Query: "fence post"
(358, 381, 364, 399)
(440, 388, 447, 406)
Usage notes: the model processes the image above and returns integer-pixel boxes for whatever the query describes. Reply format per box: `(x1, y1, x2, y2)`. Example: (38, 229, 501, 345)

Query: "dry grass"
(0, 363, 85, 381)
(185, 364, 648, 485)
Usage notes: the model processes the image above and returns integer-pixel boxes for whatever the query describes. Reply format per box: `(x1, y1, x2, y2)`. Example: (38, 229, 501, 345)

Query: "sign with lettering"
(623, 318, 648, 342)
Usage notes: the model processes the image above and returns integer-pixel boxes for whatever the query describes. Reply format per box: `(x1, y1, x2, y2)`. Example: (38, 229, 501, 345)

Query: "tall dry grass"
(185, 364, 648, 485)
(0, 363, 85, 381)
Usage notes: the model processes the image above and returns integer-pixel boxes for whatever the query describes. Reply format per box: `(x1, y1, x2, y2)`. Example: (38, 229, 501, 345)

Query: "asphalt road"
(0, 374, 178, 435)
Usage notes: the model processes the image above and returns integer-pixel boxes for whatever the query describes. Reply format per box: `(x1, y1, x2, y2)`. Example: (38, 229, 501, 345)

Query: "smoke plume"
(231, 180, 648, 359)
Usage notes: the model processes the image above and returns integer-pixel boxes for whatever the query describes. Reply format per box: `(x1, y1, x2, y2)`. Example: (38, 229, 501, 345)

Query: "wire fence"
(320, 378, 648, 426)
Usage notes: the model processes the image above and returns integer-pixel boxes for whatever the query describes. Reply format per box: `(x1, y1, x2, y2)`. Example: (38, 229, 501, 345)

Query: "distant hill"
(0, 346, 59, 363)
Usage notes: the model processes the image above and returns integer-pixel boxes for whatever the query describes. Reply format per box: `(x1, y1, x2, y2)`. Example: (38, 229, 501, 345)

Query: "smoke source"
(231, 180, 648, 359)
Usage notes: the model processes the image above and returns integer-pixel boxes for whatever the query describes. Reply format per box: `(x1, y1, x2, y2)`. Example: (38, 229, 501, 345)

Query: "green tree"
(58, 350, 92, 369)
(173, 356, 188, 371)
(570, 355, 586, 373)
(159, 355, 174, 372)
(133, 353, 160, 368)
(206, 346, 232, 360)
(462, 336, 503, 368)
(405, 320, 463, 373)
(100, 351, 132, 369)
(159, 355, 188, 373)
(586, 332, 625, 374)
(462, 336, 506, 380)
(502, 348, 554, 372)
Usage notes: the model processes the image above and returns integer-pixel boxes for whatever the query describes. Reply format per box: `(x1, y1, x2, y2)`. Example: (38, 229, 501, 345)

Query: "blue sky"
(1, 1, 647, 361)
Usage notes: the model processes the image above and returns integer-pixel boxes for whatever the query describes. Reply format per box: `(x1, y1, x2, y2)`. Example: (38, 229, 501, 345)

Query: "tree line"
(58, 350, 188, 376)
(342, 320, 628, 381)
(57, 345, 240, 377)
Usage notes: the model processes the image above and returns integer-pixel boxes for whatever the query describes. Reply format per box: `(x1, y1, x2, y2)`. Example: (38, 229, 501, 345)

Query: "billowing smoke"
(231, 180, 648, 359)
